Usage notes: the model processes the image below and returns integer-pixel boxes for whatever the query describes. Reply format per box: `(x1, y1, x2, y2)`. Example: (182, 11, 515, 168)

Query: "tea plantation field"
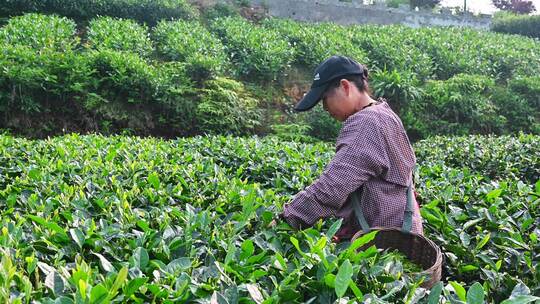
(0, 134, 539, 303)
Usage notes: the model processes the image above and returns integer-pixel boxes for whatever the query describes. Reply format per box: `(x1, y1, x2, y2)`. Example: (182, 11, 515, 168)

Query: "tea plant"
(196, 77, 262, 135)
(0, 13, 78, 52)
(153, 20, 228, 80)
(210, 17, 295, 81)
(262, 19, 368, 71)
(86, 17, 154, 58)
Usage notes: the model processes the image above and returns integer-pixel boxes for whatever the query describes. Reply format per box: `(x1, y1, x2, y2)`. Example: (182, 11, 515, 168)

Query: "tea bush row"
(0, 134, 538, 302)
(86, 17, 153, 58)
(401, 74, 540, 139)
(0, 47, 261, 137)
(0, 0, 197, 25)
(1, 13, 540, 140)
(153, 19, 229, 80)
(491, 14, 540, 39)
(262, 18, 540, 82)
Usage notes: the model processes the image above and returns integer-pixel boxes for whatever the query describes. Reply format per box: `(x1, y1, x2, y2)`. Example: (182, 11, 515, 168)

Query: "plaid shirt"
(282, 99, 423, 237)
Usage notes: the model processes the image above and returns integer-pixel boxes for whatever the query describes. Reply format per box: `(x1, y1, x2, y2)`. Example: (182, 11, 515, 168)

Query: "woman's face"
(321, 80, 356, 121)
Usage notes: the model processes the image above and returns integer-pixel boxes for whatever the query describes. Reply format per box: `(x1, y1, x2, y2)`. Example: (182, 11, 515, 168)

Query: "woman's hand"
(267, 218, 278, 228)
(267, 212, 286, 228)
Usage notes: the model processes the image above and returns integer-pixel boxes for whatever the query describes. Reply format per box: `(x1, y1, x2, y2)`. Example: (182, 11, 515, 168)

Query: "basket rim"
(351, 227, 443, 276)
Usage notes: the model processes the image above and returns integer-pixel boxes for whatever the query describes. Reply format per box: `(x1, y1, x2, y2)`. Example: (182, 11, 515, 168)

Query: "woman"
(278, 55, 423, 241)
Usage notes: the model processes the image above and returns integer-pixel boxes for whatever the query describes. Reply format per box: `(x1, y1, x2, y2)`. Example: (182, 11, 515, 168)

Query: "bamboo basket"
(349, 180, 443, 289)
(350, 227, 442, 289)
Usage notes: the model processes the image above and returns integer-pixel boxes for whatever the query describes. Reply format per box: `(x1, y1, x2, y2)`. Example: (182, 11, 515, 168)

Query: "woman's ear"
(340, 79, 350, 96)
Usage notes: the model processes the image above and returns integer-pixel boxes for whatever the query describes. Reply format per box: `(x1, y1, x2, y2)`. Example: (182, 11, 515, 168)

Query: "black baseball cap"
(294, 55, 365, 112)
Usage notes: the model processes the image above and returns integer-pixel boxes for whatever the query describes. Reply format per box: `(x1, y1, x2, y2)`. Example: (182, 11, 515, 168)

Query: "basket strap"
(351, 182, 415, 234)
(351, 189, 371, 233)
(401, 183, 414, 234)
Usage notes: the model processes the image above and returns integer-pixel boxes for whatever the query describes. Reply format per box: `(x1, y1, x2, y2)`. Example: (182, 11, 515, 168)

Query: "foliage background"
(0, 1, 539, 142)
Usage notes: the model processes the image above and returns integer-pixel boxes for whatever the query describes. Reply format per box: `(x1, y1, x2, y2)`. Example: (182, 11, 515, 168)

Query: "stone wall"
(250, 0, 492, 29)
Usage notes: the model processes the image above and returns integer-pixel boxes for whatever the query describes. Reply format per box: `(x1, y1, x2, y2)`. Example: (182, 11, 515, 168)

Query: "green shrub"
(508, 76, 540, 109)
(458, 30, 539, 81)
(0, 44, 93, 136)
(348, 25, 435, 82)
(105, 0, 198, 25)
(359, 25, 540, 82)
(0, 46, 91, 108)
(1, 13, 539, 139)
(267, 20, 539, 83)
(263, 19, 368, 70)
(153, 62, 197, 135)
(0, 133, 538, 303)
(408, 27, 469, 80)
(84, 52, 197, 135)
(86, 50, 156, 106)
(404, 74, 506, 137)
(371, 69, 423, 114)
(84, 50, 158, 132)
(299, 104, 342, 142)
(478, 36, 538, 82)
(0, 45, 199, 136)
(202, 2, 239, 21)
(153, 20, 228, 80)
(302, 22, 368, 69)
(506, 76, 540, 134)
(0, 0, 198, 25)
(86, 17, 153, 58)
(491, 87, 538, 134)
(270, 123, 316, 143)
(491, 13, 540, 39)
(0, 45, 49, 114)
(0, 13, 78, 51)
(196, 77, 262, 135)
(415, 134, 540, 182)
(211, 17, 295, 80)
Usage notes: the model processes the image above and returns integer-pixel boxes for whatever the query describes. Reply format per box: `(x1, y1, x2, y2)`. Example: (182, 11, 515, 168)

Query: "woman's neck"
(354, 93, 377, 112)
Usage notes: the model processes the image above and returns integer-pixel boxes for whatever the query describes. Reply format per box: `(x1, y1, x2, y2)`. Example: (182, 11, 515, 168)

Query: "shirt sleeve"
(282, 116, 389, 229)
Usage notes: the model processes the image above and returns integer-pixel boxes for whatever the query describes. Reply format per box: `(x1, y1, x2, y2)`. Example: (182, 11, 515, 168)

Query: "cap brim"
(294, 85, 327, 112)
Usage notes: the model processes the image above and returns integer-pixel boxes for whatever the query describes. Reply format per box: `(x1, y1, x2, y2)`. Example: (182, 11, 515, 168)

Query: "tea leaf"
(427, 282, 443, 304)
(501, 295, 540, 304)
(110, 266, 128, 297)
(347, 230, 377, 257)
(45, 271, 65, 296)
(450, 281, 467, 302)
(335, 259, 353, 298)
(132, 248, 149, 270)
(124, 278, 148, 297)
(27, 215, 69, 242)
(148, 172, 160, 189)
(93, 253, 113, 272)
(467, 282, 485, 304)
(475, 233, 491, 251)
(246, 283, 264, 304)
(348, 280, 363, 300)
(90, 284, 108, 304)
(69, 228, 85, 248)
(326, 218, 343, 240)
(240, 239, 255, 260)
